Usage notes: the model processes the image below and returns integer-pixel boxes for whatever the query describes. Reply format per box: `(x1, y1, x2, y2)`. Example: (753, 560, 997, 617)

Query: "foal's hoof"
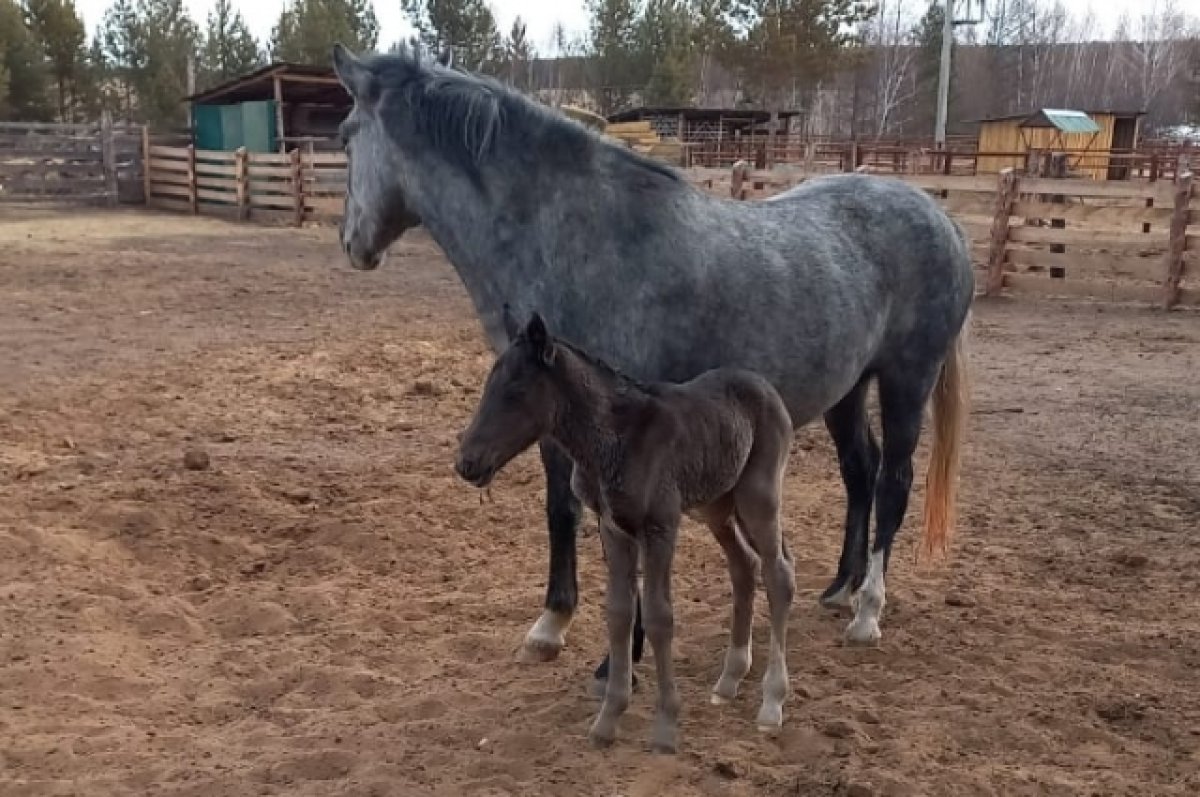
(588, 673, 639, 699)
(650, 729, 679, 755)
(756, 705, 784, 736)
(588, 723, 617, 749)
(844, 618, 882, 646)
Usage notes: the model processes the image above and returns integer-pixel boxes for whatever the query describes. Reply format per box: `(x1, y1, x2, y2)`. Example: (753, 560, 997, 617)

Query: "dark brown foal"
(455, 310, 796, 753)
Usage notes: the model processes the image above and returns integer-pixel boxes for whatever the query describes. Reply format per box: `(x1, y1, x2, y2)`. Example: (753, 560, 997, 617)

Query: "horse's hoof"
(844, 619, 881, 646)
(819, 581, 854, 610)
(517, 638, 562, 663)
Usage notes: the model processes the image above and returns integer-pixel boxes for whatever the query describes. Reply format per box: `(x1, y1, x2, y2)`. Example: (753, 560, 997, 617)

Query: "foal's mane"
(554, 337, 654, 397)
(364, 45, 682, 183)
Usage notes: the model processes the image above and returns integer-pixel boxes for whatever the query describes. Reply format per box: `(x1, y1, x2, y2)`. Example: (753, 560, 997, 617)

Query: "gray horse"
(330, 43, 973, 686)
(456, 309, 796, 752)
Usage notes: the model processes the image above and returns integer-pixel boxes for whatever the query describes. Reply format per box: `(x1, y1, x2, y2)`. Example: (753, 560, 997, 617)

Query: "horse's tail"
(920, 312, 971, 561)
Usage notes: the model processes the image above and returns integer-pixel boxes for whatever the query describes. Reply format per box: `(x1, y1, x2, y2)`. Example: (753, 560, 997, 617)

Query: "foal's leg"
(641, 524, 682, 753)
(588, 521, 639, 748)
(708, 513, 759, 705)
(820, 377, 881, 610)
(521, 440, 580, 662)
(845, 368, 937, 646)
(735, 478, 795, 734)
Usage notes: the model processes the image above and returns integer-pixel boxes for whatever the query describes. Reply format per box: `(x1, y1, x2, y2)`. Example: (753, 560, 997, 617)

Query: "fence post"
(730, 160, 747, 200)
(100, 111, 118, 206)
(141, 125, 151, 206)
(234, 147, 249, 221)
(803, 141, 815, 173)
(187, 144, 197, 214)
(986, 168, 1019, 297)
(1162, 171, 1194, 309)
(290, 148, 305, 226)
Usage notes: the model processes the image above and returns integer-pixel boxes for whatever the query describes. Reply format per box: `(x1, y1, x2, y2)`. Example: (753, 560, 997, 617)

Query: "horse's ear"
(501, 303, 519, 342)
(526, 312, 555, 366)
(437, 46, 454, 69)
(331, 43, 372, 101)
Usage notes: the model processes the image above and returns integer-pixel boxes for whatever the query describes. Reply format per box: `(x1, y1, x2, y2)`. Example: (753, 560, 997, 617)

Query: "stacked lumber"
(605, 120, 685, 166)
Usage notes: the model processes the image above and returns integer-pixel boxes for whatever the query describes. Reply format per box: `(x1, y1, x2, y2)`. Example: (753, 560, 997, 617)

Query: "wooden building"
(974, 108, 1144, 180)
(185, 63, 350, 153)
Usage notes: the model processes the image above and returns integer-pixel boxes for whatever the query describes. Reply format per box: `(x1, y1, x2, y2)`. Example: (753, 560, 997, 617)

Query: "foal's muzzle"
(454, 454, 495, 489)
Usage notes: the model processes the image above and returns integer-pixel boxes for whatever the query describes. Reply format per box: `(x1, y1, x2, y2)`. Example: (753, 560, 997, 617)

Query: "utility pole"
(934, 0, 954, 148)
(935, 0, 984, 149)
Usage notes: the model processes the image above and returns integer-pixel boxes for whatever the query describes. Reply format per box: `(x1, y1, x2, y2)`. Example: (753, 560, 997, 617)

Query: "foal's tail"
(920, 313, 971, 561)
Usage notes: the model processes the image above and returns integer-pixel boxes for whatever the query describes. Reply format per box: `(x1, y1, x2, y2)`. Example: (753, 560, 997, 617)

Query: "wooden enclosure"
(140, 147, 1200, 309)
(0, 118, 143, 205)
(975, 110, 1143, 180)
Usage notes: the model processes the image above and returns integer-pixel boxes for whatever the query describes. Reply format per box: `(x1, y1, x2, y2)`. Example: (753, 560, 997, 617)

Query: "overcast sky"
(73, 0, 1133, 56)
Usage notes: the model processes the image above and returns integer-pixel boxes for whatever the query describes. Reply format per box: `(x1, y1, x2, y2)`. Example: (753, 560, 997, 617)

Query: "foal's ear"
(501, 303, 520, 342)
(331, 43, 374, 102)
(525, 312, 556, 366)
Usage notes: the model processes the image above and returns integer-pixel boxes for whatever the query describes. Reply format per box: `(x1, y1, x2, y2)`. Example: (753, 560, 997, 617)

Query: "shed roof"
(1019, 109, 1101, 133)
(186, 63, 349, 107)
(975, 108, 1144, 125)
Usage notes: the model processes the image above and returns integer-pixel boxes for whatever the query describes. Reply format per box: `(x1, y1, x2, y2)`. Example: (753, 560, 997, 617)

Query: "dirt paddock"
(2, 207, 1198, 796)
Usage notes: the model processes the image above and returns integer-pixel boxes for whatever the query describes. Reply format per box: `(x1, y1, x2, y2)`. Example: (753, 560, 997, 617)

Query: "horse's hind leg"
(734, 469, 795, 734)
(845, 367, 938, 646)
(706, 505, 758, 705)
(819, 376, 880, 611)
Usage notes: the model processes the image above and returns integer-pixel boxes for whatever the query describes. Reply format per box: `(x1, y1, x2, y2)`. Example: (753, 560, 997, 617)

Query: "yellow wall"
(976, 113, 1118, 180)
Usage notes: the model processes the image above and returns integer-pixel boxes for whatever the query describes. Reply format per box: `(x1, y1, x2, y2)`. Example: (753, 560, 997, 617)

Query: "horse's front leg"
(520, 440, 580, 662)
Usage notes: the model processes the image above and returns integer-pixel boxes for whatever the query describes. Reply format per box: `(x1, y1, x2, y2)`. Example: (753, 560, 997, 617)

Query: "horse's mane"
(364, 45, 682, 183)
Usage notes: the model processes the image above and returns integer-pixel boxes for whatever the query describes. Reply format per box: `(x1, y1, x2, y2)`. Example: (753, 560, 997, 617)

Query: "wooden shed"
(185, 63, 351, 154)
(975, 109, 1144, 180)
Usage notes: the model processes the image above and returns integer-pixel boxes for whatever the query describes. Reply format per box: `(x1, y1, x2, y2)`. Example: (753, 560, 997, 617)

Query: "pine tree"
(725, 0, 875, 108)
(23, 0, 88, 121)
(98, 0, 142, 121)
(134, 0, 200, 127)
(200, 0, 261, 89)
(585, 0, 642, 115)
(401, 0, 501, 71)
(271, 0, 379, 65)
(0, 0, 52, 120)
(638, 0, 694, 106)
(689, 0, 733, 103)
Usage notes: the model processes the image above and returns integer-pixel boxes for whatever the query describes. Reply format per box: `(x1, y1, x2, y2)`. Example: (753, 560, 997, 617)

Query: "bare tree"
(863, 0, 919, 137)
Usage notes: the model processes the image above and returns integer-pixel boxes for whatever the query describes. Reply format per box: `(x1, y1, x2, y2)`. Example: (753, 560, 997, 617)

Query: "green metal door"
(240, 100, 278, 153)
(193, 105, 224, 150)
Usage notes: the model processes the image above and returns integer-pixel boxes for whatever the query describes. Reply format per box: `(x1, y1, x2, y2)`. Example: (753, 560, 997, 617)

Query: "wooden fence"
(0, 117, 142, 204)
(143, 140, 344, 224)
(143, 145, 1198, 309)
(703, 162, 1198, 309)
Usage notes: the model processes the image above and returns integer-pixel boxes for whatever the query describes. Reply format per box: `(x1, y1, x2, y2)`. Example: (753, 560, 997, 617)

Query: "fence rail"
(143, 145, 1198, 309)
(0, 117, 142, 204)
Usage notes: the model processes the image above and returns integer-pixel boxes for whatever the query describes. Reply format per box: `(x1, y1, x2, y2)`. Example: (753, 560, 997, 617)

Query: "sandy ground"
(1, 207, 1199, 797)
